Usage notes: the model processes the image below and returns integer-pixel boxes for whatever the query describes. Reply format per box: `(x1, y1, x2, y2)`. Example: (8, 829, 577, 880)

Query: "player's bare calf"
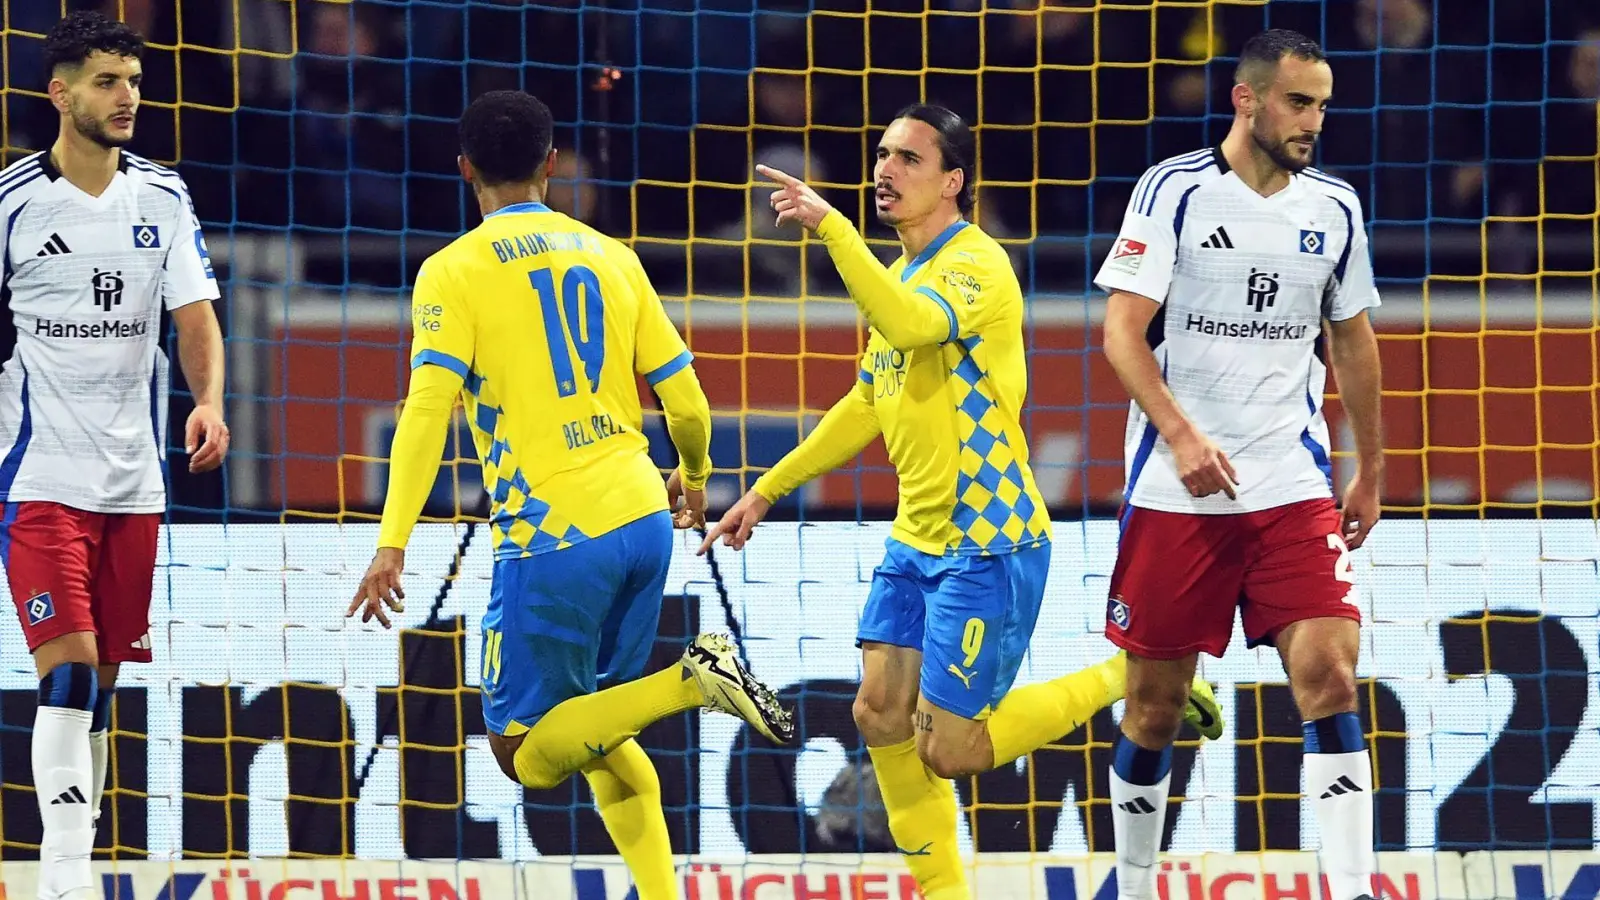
(1277, 616, 1361, 720)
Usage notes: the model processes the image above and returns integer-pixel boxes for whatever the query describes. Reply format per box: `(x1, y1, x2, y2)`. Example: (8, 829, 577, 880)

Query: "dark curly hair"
(459, 90, 555, 187)
(45, 11, 144, 76)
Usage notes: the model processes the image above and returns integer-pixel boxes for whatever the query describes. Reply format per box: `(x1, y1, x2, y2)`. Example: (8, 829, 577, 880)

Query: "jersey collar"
(37, 149, 130, 182)
(900, 218, 968, 283)
(485, 201, 552, 218)
(1211, 145, 1230, 174)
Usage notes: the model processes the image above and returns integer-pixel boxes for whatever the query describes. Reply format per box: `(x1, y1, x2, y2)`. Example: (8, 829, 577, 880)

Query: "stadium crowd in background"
(5, 0, 1599, 296)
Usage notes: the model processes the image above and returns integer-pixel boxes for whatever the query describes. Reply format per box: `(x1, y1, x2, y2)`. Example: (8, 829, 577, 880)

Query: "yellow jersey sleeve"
(619, 244, 694, 385)
(752, 344, 881, 503)
(377, 258, 474, 550)
(814, 210, 1006, 350)
(409, 257, 475, 378)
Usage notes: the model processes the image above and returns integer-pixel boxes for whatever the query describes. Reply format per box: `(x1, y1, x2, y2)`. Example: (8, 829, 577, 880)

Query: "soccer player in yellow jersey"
(703, 105, 1222, 900)
(348, 90, 794, 900)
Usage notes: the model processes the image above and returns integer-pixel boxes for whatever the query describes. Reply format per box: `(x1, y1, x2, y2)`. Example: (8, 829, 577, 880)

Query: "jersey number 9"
(528, 265, 605, 398)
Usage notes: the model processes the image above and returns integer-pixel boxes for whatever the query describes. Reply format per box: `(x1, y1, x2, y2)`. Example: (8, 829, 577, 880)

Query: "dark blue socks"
(1112, 732, 1173, 786)
(1302, 711, 1365, 754)
(38, 662, 97, 713)
(91, 688, 114, 733)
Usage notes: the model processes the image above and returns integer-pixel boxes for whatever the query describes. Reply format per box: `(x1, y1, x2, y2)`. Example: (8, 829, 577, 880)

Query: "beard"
(1252, 124, 1312, 173)
(72, 107, 133, 149)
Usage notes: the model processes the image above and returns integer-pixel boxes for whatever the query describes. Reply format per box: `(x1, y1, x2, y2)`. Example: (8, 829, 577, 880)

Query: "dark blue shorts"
(479, 510, 672, 736)
(857, 538, 1051, 719)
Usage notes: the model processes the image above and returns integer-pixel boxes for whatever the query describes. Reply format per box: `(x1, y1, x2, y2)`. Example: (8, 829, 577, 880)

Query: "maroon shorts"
(1, 501, 159, 663)
(1105, 498, 1361, 659)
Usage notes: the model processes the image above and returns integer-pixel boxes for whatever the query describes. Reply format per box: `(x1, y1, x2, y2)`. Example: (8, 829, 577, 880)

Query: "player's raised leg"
(914, 542, 1223, 784)
(5, 503, 105, 900)
(478, 512, 790, 898)
(851, 551, 967, 900)
(1240, 499, 1373, 900)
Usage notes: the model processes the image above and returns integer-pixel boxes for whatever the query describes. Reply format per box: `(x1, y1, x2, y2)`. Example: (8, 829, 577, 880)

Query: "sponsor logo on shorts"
(25, 591, 55, 626)
(1108, 596, 1131, 629)
(946, 663, 976, 690)
(131, 632, 152, 650)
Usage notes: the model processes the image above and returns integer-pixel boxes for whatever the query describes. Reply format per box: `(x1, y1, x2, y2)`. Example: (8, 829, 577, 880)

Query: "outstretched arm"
(753, 380, 881, 504)
(700, 376, 880, 554)
(757, 164, 960, 350)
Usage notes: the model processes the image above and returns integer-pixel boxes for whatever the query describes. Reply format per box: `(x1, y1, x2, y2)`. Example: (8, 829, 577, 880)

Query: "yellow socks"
(582, 740, 678, 900)
(867, 737, 970, 900)
(514, 665, 703, 790)
(986, 653, 1124, 768)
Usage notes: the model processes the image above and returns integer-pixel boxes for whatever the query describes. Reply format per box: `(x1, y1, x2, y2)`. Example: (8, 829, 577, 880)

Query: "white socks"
(1110, 736, 1173, 900)
(88, 729, 109, 824)
(1305, 749, 1376, 900)
(34, 706, 96, 897)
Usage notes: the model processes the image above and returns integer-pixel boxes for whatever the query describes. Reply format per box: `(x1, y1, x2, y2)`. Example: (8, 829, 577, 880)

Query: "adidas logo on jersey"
(1200, 227, 1234, 249)
(35, 234, 71, 257)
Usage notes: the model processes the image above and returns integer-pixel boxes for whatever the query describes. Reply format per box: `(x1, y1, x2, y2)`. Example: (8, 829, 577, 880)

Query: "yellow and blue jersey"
(755, 212, 1051, 557)
(866, 221, 1051, 556)
(403, 201, 695, 559)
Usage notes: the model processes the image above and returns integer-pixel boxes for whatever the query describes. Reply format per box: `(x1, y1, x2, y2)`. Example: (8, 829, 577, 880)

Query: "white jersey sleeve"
(1094, 149, 1219, 303)
(160, 178, 219, 310)
(1316, 180, 1381, 321)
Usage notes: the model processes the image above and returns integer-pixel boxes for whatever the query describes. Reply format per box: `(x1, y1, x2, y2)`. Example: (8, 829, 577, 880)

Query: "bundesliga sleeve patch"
(1107, 238, 1147, 275)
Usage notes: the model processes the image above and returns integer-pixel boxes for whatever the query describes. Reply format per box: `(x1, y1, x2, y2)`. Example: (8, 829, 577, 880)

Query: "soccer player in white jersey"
(0, 14, 227, 899)
(1093, 30, 1384, 900)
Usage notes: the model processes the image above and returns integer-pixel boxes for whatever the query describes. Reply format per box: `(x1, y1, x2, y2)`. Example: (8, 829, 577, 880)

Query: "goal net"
(0, 1, 1596, 898)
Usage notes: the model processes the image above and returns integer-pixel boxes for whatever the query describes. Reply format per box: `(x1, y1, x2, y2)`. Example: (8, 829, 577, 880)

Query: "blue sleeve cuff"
(858, 367, 873, 384)
(644, 349, 694, 386)
(915, 286, 959, 343)
(411, 349, 470, 379)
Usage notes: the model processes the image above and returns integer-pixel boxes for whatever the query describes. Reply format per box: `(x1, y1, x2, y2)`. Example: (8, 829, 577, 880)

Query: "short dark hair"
(893, 103, 976, 215)
(45, 11, 144, 76)
(1235, 29, 1327, 89)
(459, 90, 555, 187)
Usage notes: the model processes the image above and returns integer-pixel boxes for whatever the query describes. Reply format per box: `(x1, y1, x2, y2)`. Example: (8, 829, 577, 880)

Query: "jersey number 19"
(528, 264, 605, 397)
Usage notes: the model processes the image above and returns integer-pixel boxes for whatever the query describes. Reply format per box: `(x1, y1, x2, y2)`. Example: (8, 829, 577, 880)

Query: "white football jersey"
(1094, 147, 1380, 515)
(0, 151, 219, 514)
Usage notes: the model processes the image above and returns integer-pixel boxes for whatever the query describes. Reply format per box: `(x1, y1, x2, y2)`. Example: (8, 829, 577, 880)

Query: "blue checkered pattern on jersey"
(947, 336, 1049, 556)
(462, 371, 586, 559)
